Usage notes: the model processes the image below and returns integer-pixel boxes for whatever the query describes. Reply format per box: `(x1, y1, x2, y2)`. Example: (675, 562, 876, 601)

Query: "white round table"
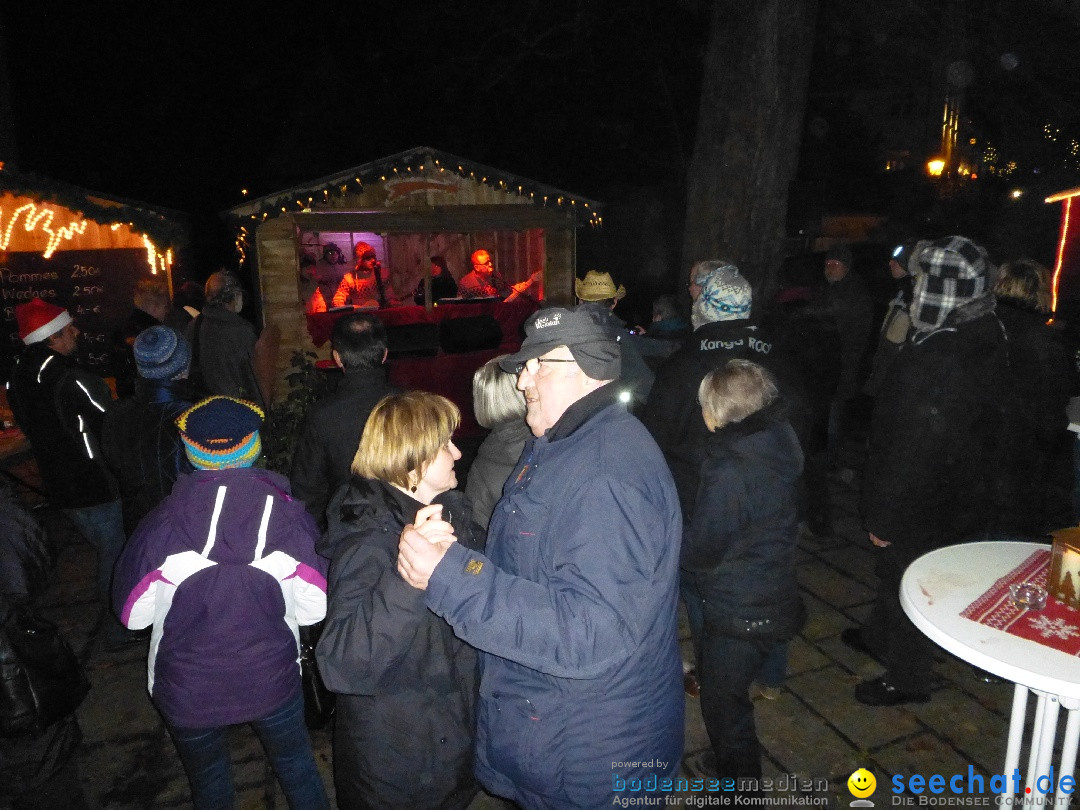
(901, 541, 1080, 804)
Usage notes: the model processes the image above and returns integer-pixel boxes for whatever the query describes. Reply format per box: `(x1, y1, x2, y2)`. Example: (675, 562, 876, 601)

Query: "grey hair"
(698, 359, 779, 430)
(205, 270, 245, 310)
(472, 355, 527, 429)
(133, 279, 171, 311)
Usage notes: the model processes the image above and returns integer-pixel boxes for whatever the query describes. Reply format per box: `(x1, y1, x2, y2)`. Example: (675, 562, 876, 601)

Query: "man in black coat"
(7, 299, 129, 647)
(846, 235, 1009, 706)
(290, 312, 399, 530)
(643, 262, 806, 517)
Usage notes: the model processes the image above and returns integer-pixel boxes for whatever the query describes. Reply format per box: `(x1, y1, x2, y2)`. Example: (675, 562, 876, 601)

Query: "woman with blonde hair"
(994, 259, 1080, 532)
(315, 391, 483, 809)
(464, 356, 530, 529)
(682, 359, 804, 782)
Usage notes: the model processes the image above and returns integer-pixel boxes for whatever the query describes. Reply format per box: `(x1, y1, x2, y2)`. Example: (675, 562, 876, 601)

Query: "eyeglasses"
(514, 357, 577, 375)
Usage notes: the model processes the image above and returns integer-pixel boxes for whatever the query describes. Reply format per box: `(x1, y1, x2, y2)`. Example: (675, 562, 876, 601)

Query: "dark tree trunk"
(682, 0, 818, 297)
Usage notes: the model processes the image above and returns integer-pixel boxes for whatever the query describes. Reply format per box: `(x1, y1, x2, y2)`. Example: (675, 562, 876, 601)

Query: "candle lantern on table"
(1049, 527, 1080, 609)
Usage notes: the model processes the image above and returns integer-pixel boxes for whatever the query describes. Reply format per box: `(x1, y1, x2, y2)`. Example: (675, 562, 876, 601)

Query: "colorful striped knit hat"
(175, 396, 264, 470)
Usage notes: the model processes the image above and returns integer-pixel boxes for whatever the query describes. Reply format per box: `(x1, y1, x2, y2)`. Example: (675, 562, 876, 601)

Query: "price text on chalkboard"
(0, 248, 152, 379)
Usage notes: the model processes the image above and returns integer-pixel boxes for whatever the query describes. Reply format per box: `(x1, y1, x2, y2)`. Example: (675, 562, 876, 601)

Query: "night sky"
(7, 2, 1080, 272)
(3, 3, 705, 216)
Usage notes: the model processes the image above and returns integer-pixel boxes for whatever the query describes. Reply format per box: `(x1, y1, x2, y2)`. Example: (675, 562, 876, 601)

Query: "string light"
(0, 202, 89, 258)
(1051, 196, 1072, 314)
(143, 234, 159, 274)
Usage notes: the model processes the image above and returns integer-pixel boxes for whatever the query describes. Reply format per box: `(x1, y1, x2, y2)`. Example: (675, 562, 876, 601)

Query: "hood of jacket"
(165, 467, 296, 562)
(705, 398, 804, 475)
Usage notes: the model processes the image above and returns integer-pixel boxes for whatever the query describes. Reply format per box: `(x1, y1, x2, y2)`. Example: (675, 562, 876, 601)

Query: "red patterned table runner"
(961, 550, 1080, 656)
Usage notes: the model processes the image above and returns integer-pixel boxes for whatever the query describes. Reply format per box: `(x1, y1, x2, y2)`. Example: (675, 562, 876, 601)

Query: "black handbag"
(299, 622, 334, 730)
(0, 599, 90, 736)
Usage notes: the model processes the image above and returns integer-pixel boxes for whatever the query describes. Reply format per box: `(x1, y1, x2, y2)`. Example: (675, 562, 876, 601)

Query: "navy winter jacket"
(681, 401, 805, 639)
(424, 387, 684, 808)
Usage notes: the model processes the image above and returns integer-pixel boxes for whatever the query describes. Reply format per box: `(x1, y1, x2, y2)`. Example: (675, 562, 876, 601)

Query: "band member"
(333, 242, 391, 308)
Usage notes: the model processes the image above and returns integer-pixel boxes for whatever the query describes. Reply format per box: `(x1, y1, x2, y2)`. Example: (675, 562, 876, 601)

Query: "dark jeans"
(698, 631, 774, 778)
(861, 546, 935, 693)
(682, 578, 786, 688)
(63, 500, 125, 602)
(64, 500, 127, 642)
(757, 643, 788, 688)
(168, 692, 329, 810)
(683, 574, 775, 778)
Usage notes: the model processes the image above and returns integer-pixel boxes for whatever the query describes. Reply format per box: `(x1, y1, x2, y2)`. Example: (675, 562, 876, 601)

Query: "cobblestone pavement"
(22, 461, 1045, 809)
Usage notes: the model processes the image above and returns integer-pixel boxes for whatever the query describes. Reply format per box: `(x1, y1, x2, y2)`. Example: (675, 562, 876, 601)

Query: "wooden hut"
(0, 166, 186, 380)
(223, 146, 601, 401)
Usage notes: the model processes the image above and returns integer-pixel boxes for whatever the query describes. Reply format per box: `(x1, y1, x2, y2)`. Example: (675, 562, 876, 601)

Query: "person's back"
(113, 396, 329, 807)
(464, 356, 530, 530)
(852, 236, 1009, 707)
(101, 326, 195, 535)
(118, 466, 321, 726)
(864, 308, 1008, 557)
(994, 261, 1080, 533)
(290, 312, 399, 529)
(9, 341, 115, 509)
(681, 362, 804, 780)
(0, 484, 88, 809)
(645, 265, 801, 515)
(188, 271, 265, 408)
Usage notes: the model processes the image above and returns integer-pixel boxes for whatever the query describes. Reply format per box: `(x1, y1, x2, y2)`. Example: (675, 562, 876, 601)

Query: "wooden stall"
(223, 147, 602, 403)
(0, 167, 186, 381)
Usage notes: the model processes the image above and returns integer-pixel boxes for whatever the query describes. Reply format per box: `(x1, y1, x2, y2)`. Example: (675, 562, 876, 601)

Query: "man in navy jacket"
(399, 306, 684, 808)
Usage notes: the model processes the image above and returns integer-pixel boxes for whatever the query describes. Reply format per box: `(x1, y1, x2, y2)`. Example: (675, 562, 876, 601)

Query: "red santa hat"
(16, 298, 73, 344)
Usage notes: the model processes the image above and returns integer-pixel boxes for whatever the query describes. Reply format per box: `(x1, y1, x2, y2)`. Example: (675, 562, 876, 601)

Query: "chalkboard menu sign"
(0, 248, 152, 381)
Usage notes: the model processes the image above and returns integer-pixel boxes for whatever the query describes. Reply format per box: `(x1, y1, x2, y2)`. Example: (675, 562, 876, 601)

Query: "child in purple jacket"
(113, 395, 329, 809)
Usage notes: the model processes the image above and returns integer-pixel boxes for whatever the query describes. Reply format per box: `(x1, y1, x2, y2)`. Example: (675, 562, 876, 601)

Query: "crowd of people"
(1, 235, 1077, 808)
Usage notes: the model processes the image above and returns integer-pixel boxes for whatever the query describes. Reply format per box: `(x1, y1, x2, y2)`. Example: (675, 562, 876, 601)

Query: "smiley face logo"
(848, 768, 877, 798)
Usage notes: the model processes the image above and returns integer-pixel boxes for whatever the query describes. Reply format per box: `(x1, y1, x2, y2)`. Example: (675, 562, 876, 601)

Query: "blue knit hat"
(134, 326, 190, 380)
(176, 396, 264, 470)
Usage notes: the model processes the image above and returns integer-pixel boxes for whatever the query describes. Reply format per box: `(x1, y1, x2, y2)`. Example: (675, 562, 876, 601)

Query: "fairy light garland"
(230, 151, 603, 260)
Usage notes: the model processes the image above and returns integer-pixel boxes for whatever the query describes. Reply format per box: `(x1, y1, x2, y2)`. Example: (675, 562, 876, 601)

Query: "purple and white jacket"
(113, 467, 328, 728)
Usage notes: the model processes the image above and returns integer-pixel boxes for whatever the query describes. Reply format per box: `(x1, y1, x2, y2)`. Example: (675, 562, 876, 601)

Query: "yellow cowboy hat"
(575, 270, 626, 302)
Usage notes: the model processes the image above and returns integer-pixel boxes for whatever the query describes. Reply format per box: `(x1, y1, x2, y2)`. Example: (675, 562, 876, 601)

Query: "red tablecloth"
(306, 300, 537, 348)
(961, 549, 1080, 656)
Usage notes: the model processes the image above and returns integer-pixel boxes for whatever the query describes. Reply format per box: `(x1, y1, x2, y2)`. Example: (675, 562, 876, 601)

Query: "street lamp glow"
(1010, 188, 1024, 199)
(927, 159, 946, 177)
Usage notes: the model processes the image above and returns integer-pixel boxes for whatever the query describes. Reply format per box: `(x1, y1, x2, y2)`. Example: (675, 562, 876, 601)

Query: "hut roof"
(222, 146, 603, 226)
(0, 165, 188, 251)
